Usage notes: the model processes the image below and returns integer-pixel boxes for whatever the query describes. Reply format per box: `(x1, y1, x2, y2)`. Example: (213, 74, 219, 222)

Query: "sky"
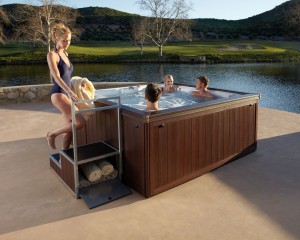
(1, 0, 289, 20)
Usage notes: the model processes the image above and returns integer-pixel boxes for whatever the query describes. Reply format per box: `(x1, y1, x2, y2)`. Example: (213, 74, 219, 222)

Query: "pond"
(0, 63, 299, 114)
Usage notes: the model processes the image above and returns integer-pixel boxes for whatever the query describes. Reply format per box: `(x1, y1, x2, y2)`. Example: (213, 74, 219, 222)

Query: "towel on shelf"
(101, 169, 118, 181)
(92, 169, 118, 184)
(78, 171, 91, 188)
(79, 169, 118, 187)
(80, 163, 102, 183)
(98, 160, 114, 176)
(71, 76, 95, 110)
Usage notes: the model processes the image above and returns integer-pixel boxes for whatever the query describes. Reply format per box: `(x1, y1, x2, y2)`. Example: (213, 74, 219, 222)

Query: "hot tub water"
(95, 85, 237, 111)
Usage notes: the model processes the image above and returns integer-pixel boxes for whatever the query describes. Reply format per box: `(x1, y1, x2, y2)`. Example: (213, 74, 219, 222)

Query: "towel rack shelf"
(49, 96, 131, 208)
(59, 141, 119, 165)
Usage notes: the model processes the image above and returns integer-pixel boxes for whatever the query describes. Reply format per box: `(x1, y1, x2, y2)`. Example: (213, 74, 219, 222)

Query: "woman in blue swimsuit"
(46, 23, 85, 150)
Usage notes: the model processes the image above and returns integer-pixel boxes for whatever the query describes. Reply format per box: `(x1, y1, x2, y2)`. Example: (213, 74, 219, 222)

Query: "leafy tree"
(136, 0, 192, 57)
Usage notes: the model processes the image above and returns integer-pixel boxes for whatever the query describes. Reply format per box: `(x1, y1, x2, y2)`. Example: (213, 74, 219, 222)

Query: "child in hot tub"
(192, 76, 214, 99)
(161, 74, 179, 93)
(145, 83, 162, 111)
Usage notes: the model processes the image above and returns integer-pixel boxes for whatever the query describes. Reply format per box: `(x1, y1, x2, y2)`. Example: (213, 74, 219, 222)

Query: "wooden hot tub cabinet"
(121, 92, 260, 197)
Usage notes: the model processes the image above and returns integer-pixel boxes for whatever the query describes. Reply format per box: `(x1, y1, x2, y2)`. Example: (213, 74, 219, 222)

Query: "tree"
(283, 0, 300, 35)
(12, 0, 77, 52)
(172, 18, 193, 43)
(131, 17, 148, 55)
(0, 7, 9, 44)
(136, 0, 192, 57)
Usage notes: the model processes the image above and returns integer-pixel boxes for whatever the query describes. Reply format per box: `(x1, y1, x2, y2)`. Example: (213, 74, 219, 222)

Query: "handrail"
(71, 96, 121, 197)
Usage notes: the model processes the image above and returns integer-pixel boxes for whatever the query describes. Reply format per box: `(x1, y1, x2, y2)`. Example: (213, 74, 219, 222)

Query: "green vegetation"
(2, 0, 300, 43)
(1, 40, 300, 64)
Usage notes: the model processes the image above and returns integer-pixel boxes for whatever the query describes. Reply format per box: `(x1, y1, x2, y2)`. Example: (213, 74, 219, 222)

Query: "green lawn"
(1, 40, 300, 63)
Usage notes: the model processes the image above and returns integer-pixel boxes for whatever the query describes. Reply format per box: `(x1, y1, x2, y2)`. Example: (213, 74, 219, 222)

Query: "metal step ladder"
(49, 96, 131, 209)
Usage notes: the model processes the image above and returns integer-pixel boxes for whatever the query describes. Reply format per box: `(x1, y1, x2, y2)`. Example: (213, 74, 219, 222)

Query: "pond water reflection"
(0, 63, 299, 113)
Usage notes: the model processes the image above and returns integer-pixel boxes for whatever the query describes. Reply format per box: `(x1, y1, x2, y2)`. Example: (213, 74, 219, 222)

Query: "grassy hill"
(0, 1, 300, 64)
(1, 40, 300, 64)
(1, 0, 300, 42)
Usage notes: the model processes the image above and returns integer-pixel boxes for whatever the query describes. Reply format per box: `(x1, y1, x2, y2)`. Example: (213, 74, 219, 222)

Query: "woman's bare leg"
(47, 93, 85, 149)
(62, 132, 73, 150)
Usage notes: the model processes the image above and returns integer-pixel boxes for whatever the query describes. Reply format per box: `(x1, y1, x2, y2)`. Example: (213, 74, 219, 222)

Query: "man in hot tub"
(192, 76, 214, 99)
(145, 83, 162, 111)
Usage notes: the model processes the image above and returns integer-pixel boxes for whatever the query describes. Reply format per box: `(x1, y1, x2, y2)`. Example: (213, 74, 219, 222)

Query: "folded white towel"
(71, 76, 95, 110)
(79, 171, 91, 188)
(98, 160, 114, 176)
(80, 163, 102, 182)
(92, 169, 118, 185)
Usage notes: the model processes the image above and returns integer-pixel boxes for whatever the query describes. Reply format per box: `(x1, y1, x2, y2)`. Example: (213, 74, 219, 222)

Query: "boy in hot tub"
(192, 76, 214, 99)
(145, 83, 162, 111)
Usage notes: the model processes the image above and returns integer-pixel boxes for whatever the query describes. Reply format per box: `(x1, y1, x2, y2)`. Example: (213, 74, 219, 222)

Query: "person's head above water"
(162, 74, 179, 93)
(196, 76, 210, 90)
(145, 83, 162, 103)
(163, 74, 174, 88)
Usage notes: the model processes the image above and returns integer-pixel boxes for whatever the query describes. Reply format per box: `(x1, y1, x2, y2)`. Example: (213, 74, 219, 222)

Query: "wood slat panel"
(244, 105, 250, 148)
(239, 106, 246, 152)
(175, 120, 184, 179)
(158, 124, 168, 186)
(218, 111, 224, 162)
(198, 115, 206, 169)
(224, 110, 230, 159)
(234, 108, 240, 154)
(191, 118, 199, 171)
(150, 123, 159, 189)
(65, 158, 71, 188)
(88, 112, 96, 142)
(122, 116, 145, 195)
(167, 122, 176, 183)
(183, 119, 192, 175)
(229, 109, 235, 157)
(205, 114, 213, 167)
(249, 105, 255, 145)
(50, 160, 60, 175)
(212, 112, 219, 164)
(76, 126, 87, 146)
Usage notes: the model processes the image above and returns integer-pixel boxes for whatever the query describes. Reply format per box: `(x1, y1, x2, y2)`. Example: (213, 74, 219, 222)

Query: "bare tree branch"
(131, 17, 149, 55)
(11, 0, 77, 51)
(136, 0, 192, 57)
(0, 7, 9, 44)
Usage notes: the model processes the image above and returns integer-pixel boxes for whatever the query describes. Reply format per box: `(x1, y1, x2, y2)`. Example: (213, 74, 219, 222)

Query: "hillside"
(192, 0, 300, 40)
(76, 7, 138, 41)
(1, 0, 300, 42)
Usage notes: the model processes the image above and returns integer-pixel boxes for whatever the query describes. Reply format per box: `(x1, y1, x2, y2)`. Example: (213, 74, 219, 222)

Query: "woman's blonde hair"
(51, 23, 71, 43)
(163, 74, 173, 84)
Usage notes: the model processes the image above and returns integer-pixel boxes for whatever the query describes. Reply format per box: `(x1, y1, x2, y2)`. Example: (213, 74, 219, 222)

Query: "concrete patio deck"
(0, 102, 299, 240)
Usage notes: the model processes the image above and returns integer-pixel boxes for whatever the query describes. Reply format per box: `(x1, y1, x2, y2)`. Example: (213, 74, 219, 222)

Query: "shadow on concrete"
(212, 132, 300, 239)
(0, 136, 143, 235)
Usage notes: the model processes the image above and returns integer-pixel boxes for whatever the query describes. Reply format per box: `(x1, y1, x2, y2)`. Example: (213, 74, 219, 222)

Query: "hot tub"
(88, 84, 260, 197)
